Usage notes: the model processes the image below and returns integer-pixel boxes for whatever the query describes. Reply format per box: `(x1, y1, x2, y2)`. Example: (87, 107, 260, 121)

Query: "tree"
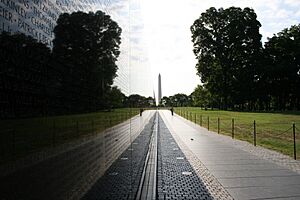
(146, 96, 155, 107)
(191, 7, 262, 110)
(161, 96, 172, 107)
(190, 85, 209, 108)
(170, 94, 190, 107)
(109, 86, 125, 109)
(125, 94, 147, 108)
(263, 24, 300, 110)
(52, 11, 122, 112)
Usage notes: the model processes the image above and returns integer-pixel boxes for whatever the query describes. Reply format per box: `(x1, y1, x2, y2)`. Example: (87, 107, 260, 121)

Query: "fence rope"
(220, 120, 232, 127)
(258, 127, 292, 138)
(235, 124, 253, 135)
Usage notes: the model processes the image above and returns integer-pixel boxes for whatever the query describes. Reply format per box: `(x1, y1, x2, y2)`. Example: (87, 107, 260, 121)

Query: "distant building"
(158, 73, 162, 105)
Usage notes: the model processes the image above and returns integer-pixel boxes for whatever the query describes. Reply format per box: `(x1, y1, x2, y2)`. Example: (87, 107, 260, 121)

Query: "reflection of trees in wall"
(0, 10, 122, 118)
(124, 94, 154, 108)
(53, 11, 122, 113)
(109, 86, 126, 109)
(0, 32, 54, 118)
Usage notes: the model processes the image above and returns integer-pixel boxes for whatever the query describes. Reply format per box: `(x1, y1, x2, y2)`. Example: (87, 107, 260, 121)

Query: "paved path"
(160, 110, 300, 200)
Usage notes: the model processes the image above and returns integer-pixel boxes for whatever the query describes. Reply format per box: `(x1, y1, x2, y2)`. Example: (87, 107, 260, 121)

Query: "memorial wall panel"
(0, 0, 103, 46)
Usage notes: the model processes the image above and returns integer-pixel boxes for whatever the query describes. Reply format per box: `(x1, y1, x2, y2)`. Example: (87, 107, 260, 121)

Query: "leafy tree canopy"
(190, 85, 209, 108)
(191, 7, 262, 109)
(263, 24, 300, 110)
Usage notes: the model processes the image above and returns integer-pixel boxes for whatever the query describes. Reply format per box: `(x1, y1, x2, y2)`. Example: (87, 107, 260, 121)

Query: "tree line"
(190, 7, 300, 111)
(0, 10, 152, 119)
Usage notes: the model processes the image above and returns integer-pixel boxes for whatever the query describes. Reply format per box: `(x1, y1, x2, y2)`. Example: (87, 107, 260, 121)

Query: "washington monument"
(158, 73, 162, 105)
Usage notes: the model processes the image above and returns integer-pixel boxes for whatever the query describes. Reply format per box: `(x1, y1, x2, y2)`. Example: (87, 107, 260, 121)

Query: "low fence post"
(52, 120, 56, 146)
(293, 123, 296, 160)
(92, 120, 95, 135)
(217, 118, 220, 134)
(194, 113, 196, 123)
(12, 129, 16, 158)
(208, 116, 210, 131)
(200, 115, 202, 126)
(232, 118, 234, 139)
(76, 121, 79, 136)
(253, 120, 256, 146)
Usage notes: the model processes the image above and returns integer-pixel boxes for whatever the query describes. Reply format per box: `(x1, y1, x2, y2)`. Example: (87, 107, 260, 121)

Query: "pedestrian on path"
(140, 108, 144, 116)
(170, 107, 174, 116)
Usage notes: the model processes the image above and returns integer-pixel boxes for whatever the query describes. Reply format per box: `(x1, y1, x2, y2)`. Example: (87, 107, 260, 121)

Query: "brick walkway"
(157, 114, 215, 200)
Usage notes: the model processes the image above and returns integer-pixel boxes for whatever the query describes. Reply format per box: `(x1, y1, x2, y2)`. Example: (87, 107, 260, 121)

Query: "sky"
(110, 0, 300, 98)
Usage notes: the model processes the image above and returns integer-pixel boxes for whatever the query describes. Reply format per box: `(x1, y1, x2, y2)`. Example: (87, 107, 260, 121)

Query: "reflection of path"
(83, 114, 156, 200)
(0, 110, 155, 200)
(160, 110, 300, 200)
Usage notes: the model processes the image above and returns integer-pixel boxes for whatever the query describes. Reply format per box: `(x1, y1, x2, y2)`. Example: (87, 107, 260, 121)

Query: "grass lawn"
(0, 108, 139, 164)
(175, 107, 300, 159)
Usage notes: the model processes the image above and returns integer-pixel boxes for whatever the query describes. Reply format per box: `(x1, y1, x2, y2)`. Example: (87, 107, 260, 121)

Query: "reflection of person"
(140, 108, 143, 116)
(170, 107, 174, 116)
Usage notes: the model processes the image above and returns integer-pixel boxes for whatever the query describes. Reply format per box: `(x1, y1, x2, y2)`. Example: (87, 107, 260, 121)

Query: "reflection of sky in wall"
(67, 0, 151, 97)
(92, 0, 152, 97)
(0, 0, 151, 97)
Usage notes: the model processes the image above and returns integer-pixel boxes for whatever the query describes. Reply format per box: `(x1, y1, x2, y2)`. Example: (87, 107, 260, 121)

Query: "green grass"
(0, 108, 139, 164)
(175, 107, 300, 159)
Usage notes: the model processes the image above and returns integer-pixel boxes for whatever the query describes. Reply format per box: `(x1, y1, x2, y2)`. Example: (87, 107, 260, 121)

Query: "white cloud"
(285, 0, 300, 7)
(295, 10, 300, 17)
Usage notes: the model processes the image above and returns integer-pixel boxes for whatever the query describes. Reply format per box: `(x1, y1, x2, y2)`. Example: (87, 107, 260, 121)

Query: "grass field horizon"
(0, 108, 139, 164)
(175, 107, 300, 159)
(2, 107, 299, 163)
